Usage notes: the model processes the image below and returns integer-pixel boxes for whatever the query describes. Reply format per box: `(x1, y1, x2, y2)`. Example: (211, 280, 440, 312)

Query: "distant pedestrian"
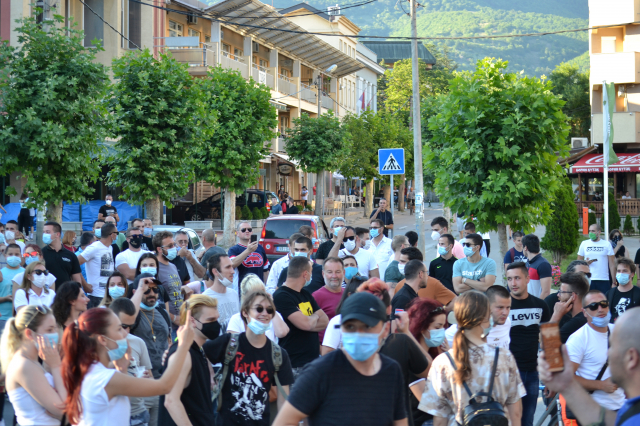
(370, 198, 394, 237)
(98, 194, 120, 223)
(577, 223, 617, 293)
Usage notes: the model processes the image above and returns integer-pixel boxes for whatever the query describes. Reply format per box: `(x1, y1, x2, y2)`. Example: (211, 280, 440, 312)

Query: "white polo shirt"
(14, 287, 57, 310)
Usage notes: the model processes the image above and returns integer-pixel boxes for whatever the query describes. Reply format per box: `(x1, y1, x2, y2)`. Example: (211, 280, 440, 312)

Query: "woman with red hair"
(60, 307, 195, 425)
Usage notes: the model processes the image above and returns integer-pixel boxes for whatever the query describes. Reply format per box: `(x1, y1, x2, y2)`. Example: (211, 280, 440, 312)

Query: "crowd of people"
(0, 200, 638, 426)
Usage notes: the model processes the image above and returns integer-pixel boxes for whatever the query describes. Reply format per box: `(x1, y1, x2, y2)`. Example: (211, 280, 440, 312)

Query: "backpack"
(212, 333, 288, 412)
(508, 248, 516, 263)
(445, 347, 508, 426)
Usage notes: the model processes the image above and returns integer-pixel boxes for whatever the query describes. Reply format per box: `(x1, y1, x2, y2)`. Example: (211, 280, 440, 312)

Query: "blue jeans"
(519, 370, 539, 426)
(130, 410, 150, 426)
(590, 279, 611, 294)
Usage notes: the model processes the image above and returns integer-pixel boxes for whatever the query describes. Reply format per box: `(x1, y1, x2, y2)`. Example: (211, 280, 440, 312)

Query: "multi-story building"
(356, 43, 385, 114)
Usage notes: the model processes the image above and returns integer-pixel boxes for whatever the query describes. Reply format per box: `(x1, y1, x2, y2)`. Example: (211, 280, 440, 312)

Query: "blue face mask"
(94, 229, 102, 238)
(437, 246, 448, 256)
(42, 233, 52, 245)
(6, 256, 21, 268)
(482, 317, 494, 338)
(140, 267, 157, 276)
(463, 246, 475, 257)
(369, 228, 380, 238)
(35, 333, 59, 350)
(140, 301, 158, 311)
(293, 252, 308, 258)
(588, 311, 611, 328)
(144, 227, 152, 236)
(109, 286, 125, 299)
(164, 247, 177, 261)
(25, 256, 38, 266)
(424, 328, 446, 347)
(616, 273, 630, 286)
(344, 266, 358, 280)
(104, 336, 128, 361)
(247, 318, 272, 335)
(342, 330, 383, 362)
(333, 227, 343, 237)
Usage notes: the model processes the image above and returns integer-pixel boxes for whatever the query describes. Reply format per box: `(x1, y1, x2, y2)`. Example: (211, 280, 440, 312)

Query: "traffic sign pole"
(379, 148, 404, 240)
(390, 174, 394, 238)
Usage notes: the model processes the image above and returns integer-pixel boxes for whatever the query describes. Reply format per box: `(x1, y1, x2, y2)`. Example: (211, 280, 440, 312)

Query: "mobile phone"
(250, 234, 257, 243)
(395, 309, 404, 315)
(540, 322, 564, 372)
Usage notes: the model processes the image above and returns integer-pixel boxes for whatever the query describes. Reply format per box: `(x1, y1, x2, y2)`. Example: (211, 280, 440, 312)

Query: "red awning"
(570, 153, 640, 173)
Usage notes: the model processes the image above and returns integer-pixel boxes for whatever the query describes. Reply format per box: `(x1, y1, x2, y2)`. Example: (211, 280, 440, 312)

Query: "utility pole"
(410, 0, 425, 256)
(316, 74, 325, 221)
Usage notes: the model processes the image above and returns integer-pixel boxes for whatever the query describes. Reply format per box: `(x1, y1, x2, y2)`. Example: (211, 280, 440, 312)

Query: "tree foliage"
(540, 177, 579, 264)
(549, 63, 590, 143)
(425, 58, 571, 256)
(588, 204, 597, 227)
(107, 49, 211, 221)
(623, 214, 634, 236)
(0, 15, 111, 219)
(609, 191, 621, 231)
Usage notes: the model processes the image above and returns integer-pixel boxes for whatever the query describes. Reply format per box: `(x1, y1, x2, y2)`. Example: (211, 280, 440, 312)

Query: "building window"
(83, 0, 104, 47)
(234, 47, 243, 57)
(205, 35, 211, 43)
(128, 0, 141, 49)
(259, 59, 268, 68)
(169, 20, 183, 37)
(188, 28, 200, 39)
(281, 68, 290, 77)
(222, 43, 230, 53)
(601, 36, 616, 53)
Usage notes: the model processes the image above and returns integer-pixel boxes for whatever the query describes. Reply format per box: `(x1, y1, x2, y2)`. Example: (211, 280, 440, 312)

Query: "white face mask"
(363, 240, 372, 250)
(215, 271, 234, 288)
(430, 230, 441, 241)
(344, 239, 356, 252)
(5, 231, 15, 241)
(105, 199, 112, 205)
(32, 273, 47, 288)
(398, 264, 406, 274)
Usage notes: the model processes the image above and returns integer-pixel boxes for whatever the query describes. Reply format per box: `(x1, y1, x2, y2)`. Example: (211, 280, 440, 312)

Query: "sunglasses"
(344, 236, 356, 241)
(462, 243, 477, 247)
(585, 300, 609, 311)
(23, 251, 39, 258)
(241, 228, 253, 233)
(33, 270, 49, 276)
(253, 306, 275, 315)
(143, 287, 160, 295)
(25, 305, 48, 327)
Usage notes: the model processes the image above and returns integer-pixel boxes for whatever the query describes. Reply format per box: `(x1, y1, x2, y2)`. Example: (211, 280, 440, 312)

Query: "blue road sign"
(378, 148, 405, 175)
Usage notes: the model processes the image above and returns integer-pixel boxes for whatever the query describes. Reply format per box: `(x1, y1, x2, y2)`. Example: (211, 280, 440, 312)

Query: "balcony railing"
(592, 112, 640, 143)
(278, 75, 297, 97)
(220, 51, 248, 79)
(251, 64, 274, 89)
(301, 83, 317, 104)
(322, 95, 334, 110)
(591, 52, 640, 85)
(576, 199, 640, 217)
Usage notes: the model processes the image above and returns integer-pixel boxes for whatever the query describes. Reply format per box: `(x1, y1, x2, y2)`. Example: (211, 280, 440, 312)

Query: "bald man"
(538, 307, 640, 426)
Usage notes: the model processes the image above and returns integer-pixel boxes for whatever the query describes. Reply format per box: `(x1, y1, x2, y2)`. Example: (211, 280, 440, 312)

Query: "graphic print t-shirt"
(204, 333, 294, 426)
(79, 240, 114, 298)
(607, 286, 640, 322)
(202, 287, 239, 332)
(157, 262, 184, 319)
(509, 294, 551, 371)
(577, 239, 614, 281)
(229, 244, 270, 290)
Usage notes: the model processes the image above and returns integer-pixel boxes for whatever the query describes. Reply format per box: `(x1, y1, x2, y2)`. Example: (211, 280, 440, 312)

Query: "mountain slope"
(271, 0, 589, 75)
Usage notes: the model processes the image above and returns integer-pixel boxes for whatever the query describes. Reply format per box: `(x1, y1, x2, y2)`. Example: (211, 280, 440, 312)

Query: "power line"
(78, 0, 141, 50)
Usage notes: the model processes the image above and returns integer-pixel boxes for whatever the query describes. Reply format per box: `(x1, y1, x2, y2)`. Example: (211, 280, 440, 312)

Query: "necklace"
(141, 309, 156, 341)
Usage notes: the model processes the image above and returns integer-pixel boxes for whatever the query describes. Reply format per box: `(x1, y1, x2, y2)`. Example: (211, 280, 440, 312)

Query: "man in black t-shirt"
(607, 258, 640, 322)
(370, 198, 394, 237)
(42, 221, 82, 286)
(121, 218, 154, 252)
(273, 257, 328, 376)
(548, 272, 589, 342)
(98, 194, 119, 222)
(273, 292, 408, 426)
(315, 217, 345, 265)
(506, 262, 551, 426)
(391, 260, 427, 316)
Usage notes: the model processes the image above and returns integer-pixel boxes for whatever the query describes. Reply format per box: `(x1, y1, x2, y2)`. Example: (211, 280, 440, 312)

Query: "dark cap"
(340, 292, 387, 327)
(131, 273, 161, 290)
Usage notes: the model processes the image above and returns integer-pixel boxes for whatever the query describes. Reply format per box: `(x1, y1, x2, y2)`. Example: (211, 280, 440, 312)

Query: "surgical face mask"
(342, 329, 383, 362)
(140, 301, 158, 311)
(587, 311, 611, 328)
(4, 231, 15, 241)
(94, 229, 102, 238)
(6, 256, 21, 268)
(104, 336, 128, 361)
(430, 230, 441, 241)
(105, 199, 112, 206)
(140, 266, 157, 276)
(164, 247, 177, 261)
(589, 232, 597, 241)
(215, 270, 234, 288)
(344, 266, 358, 280)
(424, 328, 446, 347)
(35, 333, 59, 350)
(247, 317, 272, 335)
(42, 233, 53, 245)
(333, 227, 343, 237)
(293, 251, 308, 258)
(616, 273, 630, 286)
(437, 246, 449, 256)
(398, 264, 406, 274)
(196, 319, 221, 340)
(109, 286, 126, 299)
(25, 256, 38, 266)
(369, 228, 380, 238)
(481, 317, 494, 338)
(344, 239, 356, 252)
(304, 272, 312, 287)
(144, 227, 152, 236)
(463, 246, 475, 257)
(363, 240, 372, 250)
(32, 273, 47, 288)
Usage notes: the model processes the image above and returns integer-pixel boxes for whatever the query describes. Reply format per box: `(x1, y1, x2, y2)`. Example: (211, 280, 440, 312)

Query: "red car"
(259, 215, 330, 262)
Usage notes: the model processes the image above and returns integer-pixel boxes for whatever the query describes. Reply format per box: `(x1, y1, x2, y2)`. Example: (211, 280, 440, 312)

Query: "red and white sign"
(570, 153, 640, 173)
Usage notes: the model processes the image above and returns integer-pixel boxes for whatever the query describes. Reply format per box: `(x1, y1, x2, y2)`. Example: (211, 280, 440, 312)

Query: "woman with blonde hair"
(1, 305, 67, 425)
(419, 290, 525, 426)
(13, 260, 56, 312)
(62, 230, 77, 253)
(226, 273, 289, 341)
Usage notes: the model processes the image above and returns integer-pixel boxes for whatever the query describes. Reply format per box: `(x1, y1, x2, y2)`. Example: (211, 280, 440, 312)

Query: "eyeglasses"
(253, 306, 275, 315)
(121, 323, 135, 330)
(369, 226, 381, 230)
(33, 270, 49, 276)
(462, 243, 477, 247)
(143, 287, 160, 295)
(25, 305, 47, 327)
(161, 243, 176, 249)
(23, 251, 39, 258)
(585, 300, 609, 311)
(241, 228, 253, 233)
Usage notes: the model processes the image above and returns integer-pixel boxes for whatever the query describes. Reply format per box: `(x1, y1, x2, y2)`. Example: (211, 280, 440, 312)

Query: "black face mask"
(129, 236, 143, 249)
(196, 318, 221, 340)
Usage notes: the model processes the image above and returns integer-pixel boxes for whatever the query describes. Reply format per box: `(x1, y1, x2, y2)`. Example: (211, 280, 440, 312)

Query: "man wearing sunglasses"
(116, 227, 151, 284)
(121, 218, 154, 252)
(544, 260, 591, 312)
(229, 221, 270, 290)
(331, 227, 379, 279)
(367, 219, 393, 280)
(548, 272, 589, 343)
(566, 290, 625, 413)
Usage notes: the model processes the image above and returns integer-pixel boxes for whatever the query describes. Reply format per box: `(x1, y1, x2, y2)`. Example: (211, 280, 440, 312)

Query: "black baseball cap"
(341, 292, 387, 327)
(130, 273, 162, 291)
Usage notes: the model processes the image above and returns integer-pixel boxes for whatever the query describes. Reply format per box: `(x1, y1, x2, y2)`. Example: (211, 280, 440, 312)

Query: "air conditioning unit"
(187, 14, 198, 25)
(572, 137, 589, 149)
(252, 41, 260, 53)
(328, 5, 341, 15)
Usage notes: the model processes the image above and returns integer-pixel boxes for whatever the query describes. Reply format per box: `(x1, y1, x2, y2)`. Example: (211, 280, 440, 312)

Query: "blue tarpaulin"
(1, 201, 143, 231)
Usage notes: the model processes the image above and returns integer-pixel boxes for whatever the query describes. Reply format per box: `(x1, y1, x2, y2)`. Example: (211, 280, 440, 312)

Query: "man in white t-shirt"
(366, 219, 393, 280)
(116, 227, 150, 284)
(566, 290, 625, 411)
(331, 227, 379, 279)
(202, 252, 239, 333)
(265, 233, 303, 294)
(577, 223, 616, 294)
(78, 222, 117, 308)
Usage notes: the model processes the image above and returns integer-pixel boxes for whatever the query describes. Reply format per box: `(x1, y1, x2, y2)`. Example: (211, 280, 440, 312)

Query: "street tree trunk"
(497, 223, 509, 277)
(365, 179, 374, 218)
(145, 196, 163, 227)
(222, 189, 236, 249)
(382, 184, 391, 206)
(314, 171, 324, 216)
(45, 201, 63, 223)
(399, 175, 405, 212)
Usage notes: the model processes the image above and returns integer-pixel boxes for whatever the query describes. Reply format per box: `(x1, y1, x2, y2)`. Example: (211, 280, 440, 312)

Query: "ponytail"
(0, 318, 22, 374)
(451, 291, 490, 385)
(453, 327, 472, 385)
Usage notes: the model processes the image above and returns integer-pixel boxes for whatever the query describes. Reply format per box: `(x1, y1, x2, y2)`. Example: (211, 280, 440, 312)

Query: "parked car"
(184, 190, 278, 222)
(259, 215, 330, 262)
(150, 226, 205, 258)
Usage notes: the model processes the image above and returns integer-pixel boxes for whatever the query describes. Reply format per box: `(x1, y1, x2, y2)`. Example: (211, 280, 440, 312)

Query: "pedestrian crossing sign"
(378, 148, 405, 175)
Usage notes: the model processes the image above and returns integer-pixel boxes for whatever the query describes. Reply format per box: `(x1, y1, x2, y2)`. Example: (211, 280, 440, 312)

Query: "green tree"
(609, 191, 621, 231)
(623, 214, 634, 235)
(196, 67, 275, 246)
(425, 58, 571, 265)
(588, 204, 597, 227)
(285, 111, 347, 216)
(241, 205, 253, 221)
(540, 178, 579, 264)
(108, 49, 211, 225)
(339, 110, 412, 216)
(549, 63, 590, 143)
(0, 15, 111, 222)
